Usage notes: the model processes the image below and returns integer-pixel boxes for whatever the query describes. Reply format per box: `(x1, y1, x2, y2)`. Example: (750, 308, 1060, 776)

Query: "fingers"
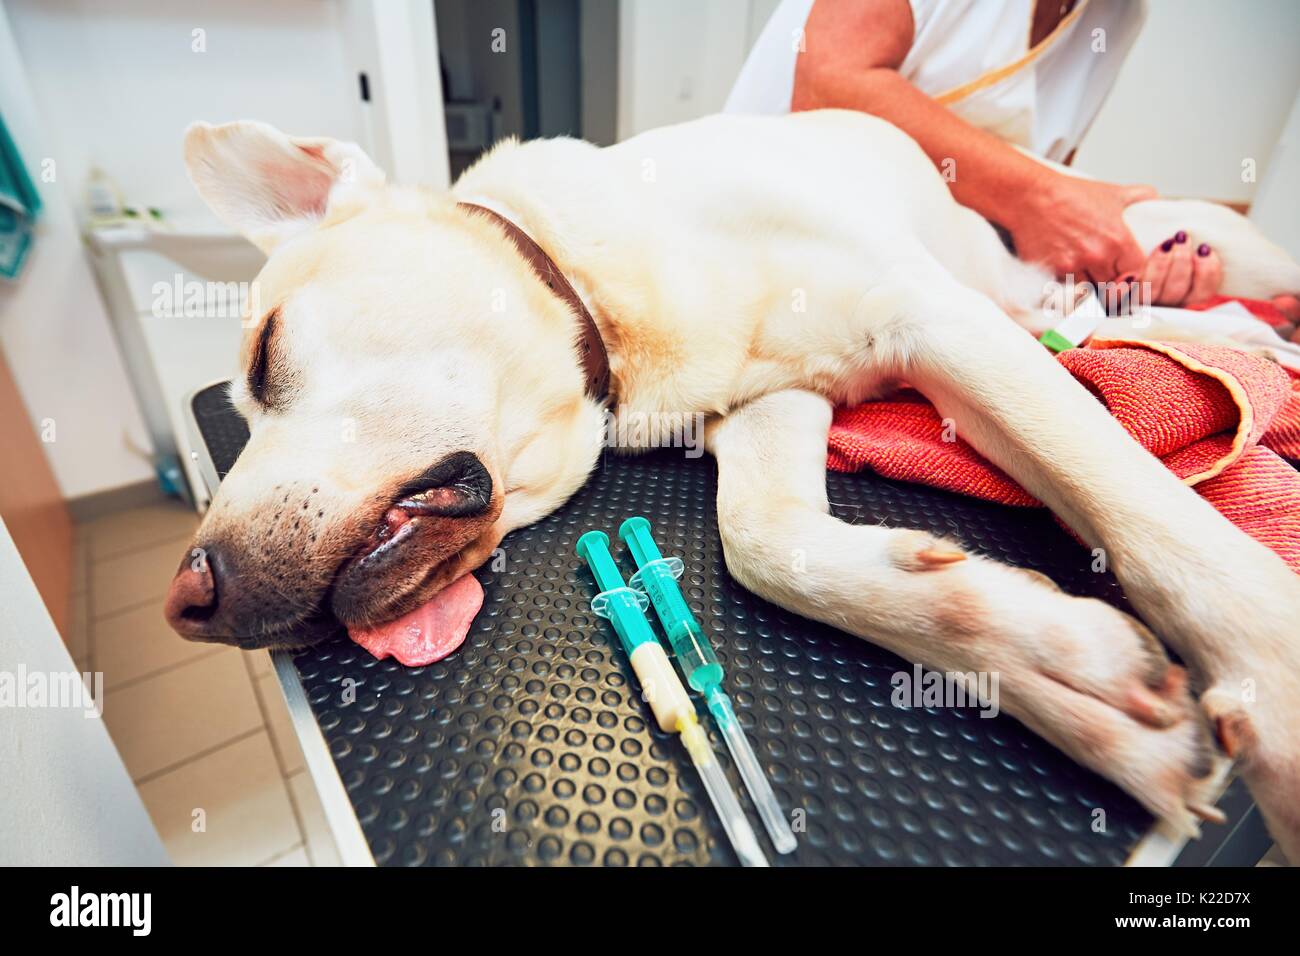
(1187, 243, 1222, 305)
(1104, 201, 1151, 281)
(1160, 232, 1196, 305)
(1140, 236, 1175, 302)
(1111, 231, 1148, 282)
(1081, 230, 1144, 286)
(1139, 232, 1224, 307)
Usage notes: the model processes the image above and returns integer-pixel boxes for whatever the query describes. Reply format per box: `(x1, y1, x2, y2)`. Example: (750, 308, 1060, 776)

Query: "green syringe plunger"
(619, 516, 725, 698)
(575, 530, 658, 660)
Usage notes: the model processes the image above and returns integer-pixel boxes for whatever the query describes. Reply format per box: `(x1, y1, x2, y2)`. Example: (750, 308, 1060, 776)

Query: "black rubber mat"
(190, 383, 249, 478)
(192, 382, 1156, 866)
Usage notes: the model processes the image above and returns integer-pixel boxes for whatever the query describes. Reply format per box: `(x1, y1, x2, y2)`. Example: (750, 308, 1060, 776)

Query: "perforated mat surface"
(192, 382, 1161, 866)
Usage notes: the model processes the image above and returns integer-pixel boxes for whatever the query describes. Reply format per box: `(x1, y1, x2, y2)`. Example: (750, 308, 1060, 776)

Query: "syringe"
(575, 530, 769, 867)
(619, 516, 798, 855)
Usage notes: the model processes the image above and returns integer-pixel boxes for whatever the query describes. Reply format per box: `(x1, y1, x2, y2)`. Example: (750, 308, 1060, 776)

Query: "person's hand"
(1134, 236, 1300, 342)
(1007, 173, 1156, 286)
(1136, 238, 1300, 332)
(1137, 232, 1222, 307)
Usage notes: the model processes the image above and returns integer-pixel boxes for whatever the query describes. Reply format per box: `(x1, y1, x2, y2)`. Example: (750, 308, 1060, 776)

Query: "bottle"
(85, 167, 125, 224)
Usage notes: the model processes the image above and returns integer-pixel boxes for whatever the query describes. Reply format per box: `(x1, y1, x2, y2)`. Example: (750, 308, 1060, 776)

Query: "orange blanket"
(827, 339, 1300, 572)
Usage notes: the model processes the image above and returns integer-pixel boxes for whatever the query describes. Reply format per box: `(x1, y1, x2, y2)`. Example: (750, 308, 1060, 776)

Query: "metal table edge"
(271, 651, 376, 868)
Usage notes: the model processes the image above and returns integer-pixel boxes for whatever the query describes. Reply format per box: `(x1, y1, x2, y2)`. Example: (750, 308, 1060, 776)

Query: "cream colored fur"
(182, 111, 1300, 860)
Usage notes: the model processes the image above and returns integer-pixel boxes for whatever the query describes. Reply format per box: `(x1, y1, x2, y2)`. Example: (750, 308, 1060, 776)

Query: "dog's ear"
(183, 121, 385, 254)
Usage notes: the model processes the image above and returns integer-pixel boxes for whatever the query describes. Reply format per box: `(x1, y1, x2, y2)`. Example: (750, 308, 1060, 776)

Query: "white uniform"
(725, 0, 1146, 163)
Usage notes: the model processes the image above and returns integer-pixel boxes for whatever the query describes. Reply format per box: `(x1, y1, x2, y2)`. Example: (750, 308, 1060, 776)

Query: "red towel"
(827, 338, 1300, 572)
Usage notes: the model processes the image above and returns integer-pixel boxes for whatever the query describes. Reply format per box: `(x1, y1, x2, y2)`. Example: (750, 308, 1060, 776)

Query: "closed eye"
(247, 307, 281, 408)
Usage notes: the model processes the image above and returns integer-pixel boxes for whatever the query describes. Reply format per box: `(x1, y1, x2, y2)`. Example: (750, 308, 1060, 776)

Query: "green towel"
(0, 113, 42, 280)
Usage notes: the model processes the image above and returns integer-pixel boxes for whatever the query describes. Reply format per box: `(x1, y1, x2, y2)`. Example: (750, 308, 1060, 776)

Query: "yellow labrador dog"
(166, 111, 1300, 858)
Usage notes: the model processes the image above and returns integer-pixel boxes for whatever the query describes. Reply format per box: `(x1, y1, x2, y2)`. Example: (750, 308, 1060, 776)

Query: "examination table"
(187, 382, 1271, 866)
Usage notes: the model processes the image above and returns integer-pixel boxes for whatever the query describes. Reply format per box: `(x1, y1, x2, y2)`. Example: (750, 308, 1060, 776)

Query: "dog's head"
(164, 121, 605, 659)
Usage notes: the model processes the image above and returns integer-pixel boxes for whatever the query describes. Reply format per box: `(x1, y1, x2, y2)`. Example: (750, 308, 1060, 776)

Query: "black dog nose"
(164, 546, 220, 639)
(163, 539, 339, 648)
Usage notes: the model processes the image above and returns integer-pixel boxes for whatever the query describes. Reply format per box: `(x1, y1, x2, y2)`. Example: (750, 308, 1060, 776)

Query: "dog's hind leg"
(895, 276, 1300, 859)
(708, 389, 1218, 834)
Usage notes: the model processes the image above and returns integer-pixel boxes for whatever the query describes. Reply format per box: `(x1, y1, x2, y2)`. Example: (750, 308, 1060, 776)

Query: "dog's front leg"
(898, 281, 1300, 859)
(709, 390, 1218, 835)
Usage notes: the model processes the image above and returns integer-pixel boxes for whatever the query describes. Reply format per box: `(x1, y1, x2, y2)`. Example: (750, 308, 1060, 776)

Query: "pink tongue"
(347, 573, 484, 666)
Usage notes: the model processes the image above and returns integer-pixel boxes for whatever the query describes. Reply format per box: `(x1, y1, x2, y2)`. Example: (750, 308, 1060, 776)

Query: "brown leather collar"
(457, 202, 610, 403)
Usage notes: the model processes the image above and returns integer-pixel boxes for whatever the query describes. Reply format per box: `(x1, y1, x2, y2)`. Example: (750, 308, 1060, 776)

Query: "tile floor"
(63, 499, 340, 866)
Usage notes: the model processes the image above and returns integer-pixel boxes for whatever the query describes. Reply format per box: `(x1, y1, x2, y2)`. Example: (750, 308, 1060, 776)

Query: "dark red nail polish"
(1160, 239, 1174, 253)
(1197, 244, 1210, 257)
(1175, 231, 1188, 243)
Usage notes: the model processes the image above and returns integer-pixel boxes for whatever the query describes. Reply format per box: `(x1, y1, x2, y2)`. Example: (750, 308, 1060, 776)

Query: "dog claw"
(1156, 663, 1187, 695)
(1189, 801, 1227, 826)
(1201, 685, 1256, 763)
(1213, 715, 1245, 759)
(890, 532, 968, 571)
(915, 546, 967, 568)
(1125, 684, 1181, 728)
(1121, 663, 1196, 729)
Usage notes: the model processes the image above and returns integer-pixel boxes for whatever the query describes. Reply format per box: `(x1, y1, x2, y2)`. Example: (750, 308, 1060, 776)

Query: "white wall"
(343, 0, 450, 189)
(1249, 89, 1300, 261)
(1056, 0, 1299, 202)
(0, 0, 366, 499)
(617, 0, 772, 140)
(0, 2, 154, 499)
(8, 0, 361, 224)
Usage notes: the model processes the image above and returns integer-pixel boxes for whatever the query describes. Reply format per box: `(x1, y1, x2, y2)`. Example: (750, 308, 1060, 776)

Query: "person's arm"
(793, 0, 1155, 284)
